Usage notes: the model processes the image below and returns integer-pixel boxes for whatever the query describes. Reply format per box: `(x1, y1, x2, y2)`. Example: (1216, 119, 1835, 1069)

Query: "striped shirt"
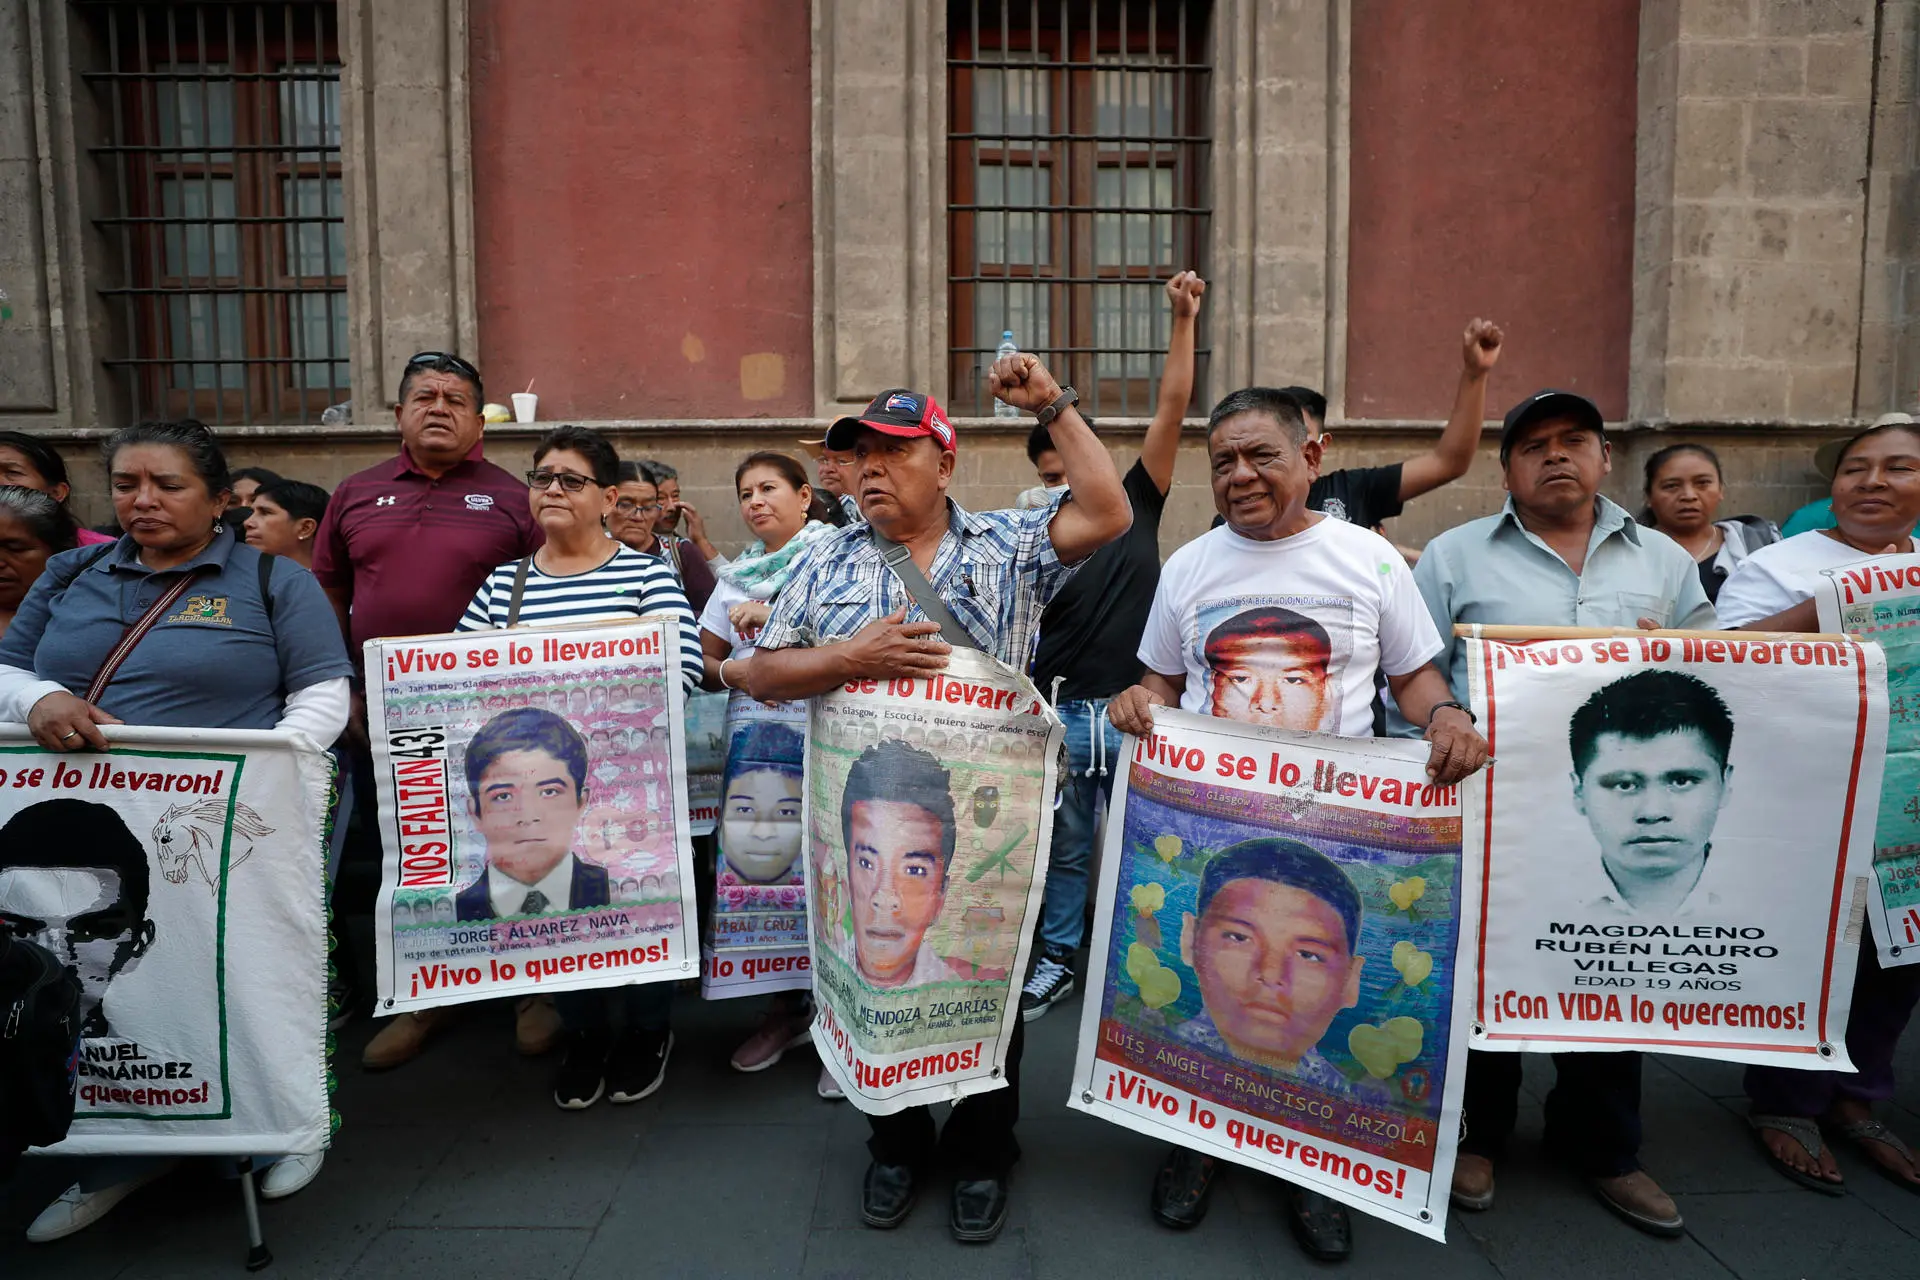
(458, 544, 703, 689)
(757, 495, 1074, 670)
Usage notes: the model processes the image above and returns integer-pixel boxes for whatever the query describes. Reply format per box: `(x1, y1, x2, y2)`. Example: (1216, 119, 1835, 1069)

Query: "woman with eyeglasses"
(459, 426, 702, 1111)
(608, 461, 717, 614)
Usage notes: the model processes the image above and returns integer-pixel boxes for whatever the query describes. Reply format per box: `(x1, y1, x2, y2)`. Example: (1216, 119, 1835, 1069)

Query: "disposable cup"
(511, 392, 538, 423)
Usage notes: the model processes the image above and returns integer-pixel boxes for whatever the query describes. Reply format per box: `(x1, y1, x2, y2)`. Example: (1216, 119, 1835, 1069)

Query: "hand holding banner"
(1463, 627, 1883, 1067)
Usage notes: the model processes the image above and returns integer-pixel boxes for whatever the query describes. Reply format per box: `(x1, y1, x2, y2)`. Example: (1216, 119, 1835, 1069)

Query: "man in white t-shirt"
(1107, 386, 1488, 1263)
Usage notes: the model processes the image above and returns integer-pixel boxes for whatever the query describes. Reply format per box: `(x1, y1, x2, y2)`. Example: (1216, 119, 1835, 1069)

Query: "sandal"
(1832, 1117, 1920, 1196)
(1285, 1186, 1353, 1261)
(1150, 1146, 1219, 1229)
(1750, 1114, 1846, 1196)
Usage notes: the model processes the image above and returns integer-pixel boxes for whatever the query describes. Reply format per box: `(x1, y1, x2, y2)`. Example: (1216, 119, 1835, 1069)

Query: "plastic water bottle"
(993, 330, 1020, 418)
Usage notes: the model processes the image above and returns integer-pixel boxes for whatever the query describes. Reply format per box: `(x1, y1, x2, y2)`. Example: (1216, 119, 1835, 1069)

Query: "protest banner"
(0, 727, 334, 1157)
(367, 619, 701, 1013)
(805, 649, 1062, 1113)
(1069, 708, 1472, 1240)
(1463, 625, 1884, 1066)
(685, 690, 727, 836)
(701, 696, 811, 1000)
(1817, 555, 1920, 966)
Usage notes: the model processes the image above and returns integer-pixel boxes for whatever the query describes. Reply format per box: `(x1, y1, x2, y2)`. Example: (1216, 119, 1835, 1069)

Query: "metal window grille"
(79, 1, 346, 426)
(948, 0, 1211, 419)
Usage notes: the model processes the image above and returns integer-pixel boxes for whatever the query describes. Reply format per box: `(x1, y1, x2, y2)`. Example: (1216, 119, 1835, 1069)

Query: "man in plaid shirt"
(748, 354, 1131, 1243)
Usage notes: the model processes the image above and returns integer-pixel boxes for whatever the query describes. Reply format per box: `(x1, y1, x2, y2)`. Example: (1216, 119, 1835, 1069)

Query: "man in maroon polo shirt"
(315, 351, 542, 1070)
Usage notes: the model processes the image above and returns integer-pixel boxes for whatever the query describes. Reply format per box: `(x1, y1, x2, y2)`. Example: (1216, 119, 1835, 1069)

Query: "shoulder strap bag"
(867, 531, 982, 652)
(84, 565, 214, 705)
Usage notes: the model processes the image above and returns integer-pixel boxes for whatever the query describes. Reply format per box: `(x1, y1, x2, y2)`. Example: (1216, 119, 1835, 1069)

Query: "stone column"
(810, 0, 946, 416)
(1859, 0, 1920, 414)
(340, 0, 478, 418)
(1632, 0, 1877, 424)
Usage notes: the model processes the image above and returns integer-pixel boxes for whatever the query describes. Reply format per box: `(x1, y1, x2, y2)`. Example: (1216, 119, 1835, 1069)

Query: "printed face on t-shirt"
(467, 748, 586, 886)
(1203, 621, 1334, 732)
(1180, 878, 1363, 1070)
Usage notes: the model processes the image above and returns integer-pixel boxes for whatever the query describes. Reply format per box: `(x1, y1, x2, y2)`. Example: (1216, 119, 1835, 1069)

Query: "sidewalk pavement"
(4, 984, 1918, 1278)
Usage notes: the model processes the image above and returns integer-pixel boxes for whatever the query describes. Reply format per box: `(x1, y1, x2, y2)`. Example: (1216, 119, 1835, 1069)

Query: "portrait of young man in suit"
(456, 708, 610, 921)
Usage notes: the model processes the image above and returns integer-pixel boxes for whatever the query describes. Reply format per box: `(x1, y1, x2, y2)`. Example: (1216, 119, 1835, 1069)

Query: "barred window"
(81, 2, 346, 426)
(948, 0, 1211, 418)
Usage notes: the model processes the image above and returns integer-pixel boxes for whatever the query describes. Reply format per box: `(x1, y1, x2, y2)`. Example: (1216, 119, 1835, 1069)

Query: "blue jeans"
(1040, 698, 1123, 955)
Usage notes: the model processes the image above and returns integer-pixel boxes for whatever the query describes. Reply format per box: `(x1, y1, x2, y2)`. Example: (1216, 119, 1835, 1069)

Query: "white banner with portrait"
(1464, 628, 1884, 1068)
(806, 649, 1063, 1114)
(1816, 556, 1920, 966)
(367, 619, 701, 1013)
(2, 727, 335, 1156)
(701, 695, 812, 1000)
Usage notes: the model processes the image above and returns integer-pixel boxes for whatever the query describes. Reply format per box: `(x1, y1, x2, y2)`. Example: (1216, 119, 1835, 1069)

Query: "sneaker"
(515, 995, 564, 1056)
(327, 976, 356, 1032)
(26, 1165, 175, 1243)
(1020, 953, 1075, 1021)
(607, 1028, 673, 1104)
(817, 1063, 846, 1100)
(259, 1152, 325, 1201)
(729, 1008, 812, 1072)
(553, 1033, 610, 1110)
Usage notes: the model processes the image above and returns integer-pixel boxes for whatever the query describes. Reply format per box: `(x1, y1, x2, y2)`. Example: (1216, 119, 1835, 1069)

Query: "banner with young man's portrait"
(701, 696, 812, 1000)
(805, 649, 1063, 1114)
(1464, 628, 1885, 1067)
(1069, 709, 1473, 1241)
(1817, 556, 1920, 967)
(0, 727, 334, 1156)
(367, 620, 701, 1013)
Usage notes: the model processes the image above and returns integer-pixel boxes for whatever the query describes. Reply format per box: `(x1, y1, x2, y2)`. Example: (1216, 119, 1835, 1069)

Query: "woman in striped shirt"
(459, 425, 700, 1110)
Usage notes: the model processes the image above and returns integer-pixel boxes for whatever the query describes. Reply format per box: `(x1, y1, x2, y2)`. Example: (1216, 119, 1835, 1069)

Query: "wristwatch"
(1035, 387, 1080, 429)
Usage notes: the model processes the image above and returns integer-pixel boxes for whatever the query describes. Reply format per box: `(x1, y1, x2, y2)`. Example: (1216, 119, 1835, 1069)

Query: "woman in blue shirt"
(0, 420, 351, 1243)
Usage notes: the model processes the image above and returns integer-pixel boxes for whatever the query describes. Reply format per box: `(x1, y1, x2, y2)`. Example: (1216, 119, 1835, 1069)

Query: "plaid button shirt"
(757, 496, 1075, 670)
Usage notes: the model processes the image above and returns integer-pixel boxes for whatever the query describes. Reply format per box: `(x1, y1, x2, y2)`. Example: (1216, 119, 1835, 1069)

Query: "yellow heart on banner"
(1387, 876, 1427, 911)
(1392, 945, 1433, 988)
(1349, 1016, 1425, 1079)
(1154, 835, 1183, 864)
(1137, 965, 1182, 1009)
(1125, 942, 1159, 986)
(1130, 883, 1166, 915)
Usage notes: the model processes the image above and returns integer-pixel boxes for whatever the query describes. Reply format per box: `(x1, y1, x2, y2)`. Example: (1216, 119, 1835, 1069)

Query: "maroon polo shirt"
(313, 445, 542, 650)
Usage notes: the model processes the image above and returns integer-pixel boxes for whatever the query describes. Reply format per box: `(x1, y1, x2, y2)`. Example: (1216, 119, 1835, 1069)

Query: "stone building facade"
(1, 0, 1913, 552)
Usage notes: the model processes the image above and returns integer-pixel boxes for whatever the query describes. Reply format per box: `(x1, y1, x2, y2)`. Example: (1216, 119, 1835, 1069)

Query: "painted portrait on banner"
(701, 697, 812, 999)
(1071, 710, 1469, 1239)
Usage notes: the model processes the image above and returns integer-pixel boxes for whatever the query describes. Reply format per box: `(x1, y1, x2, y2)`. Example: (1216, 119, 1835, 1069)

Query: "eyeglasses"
(526, 469, 596, 494)
(404, 351, 482, 382)
(614, 499, 661, 515)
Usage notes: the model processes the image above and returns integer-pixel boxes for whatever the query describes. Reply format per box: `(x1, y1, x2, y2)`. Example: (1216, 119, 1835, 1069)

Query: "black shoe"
(552, 1033, 609, 1110)
(951, 1176, 1009, 1243)
(1019, 951, 1075, 1021)
(862, 1161, 918, 1229)
(1285, 1187, 1352, 1261)
(606, 1028, 672, 1104)
(1151, 1146, 1219, 1229)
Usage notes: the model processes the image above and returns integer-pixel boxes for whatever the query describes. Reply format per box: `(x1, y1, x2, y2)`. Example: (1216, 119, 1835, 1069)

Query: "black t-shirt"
(1209, 463, 1407, 532)
(1030, 460, 1167, 701)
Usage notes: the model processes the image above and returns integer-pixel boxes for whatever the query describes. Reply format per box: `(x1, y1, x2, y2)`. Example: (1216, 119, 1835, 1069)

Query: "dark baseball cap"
(1499, 389, 1606, 462)
(823, 389, 957, 453)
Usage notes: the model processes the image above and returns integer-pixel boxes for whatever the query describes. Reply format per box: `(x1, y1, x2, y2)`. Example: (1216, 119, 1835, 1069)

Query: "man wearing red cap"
(745, 356, 1131, 1243)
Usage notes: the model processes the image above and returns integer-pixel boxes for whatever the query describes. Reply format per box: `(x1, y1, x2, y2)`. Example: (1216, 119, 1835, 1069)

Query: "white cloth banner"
(0, 727, 334, 1156)
(806, 649, 1063, 1113)
(1464, 630, 1883, 1067)
(701, 695, 812, 1001)
(1069, 710, 1473, 1241)
(1816, 555, 1920, 966)
(368, 620, 701, 1013)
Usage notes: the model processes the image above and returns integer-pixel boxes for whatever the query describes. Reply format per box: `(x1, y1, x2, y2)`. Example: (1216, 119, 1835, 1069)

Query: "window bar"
(285, 3, 311, 424)
(135, 13, 175, 420)
(1028, 0, 1041, 390)
(256, 4, 275, 424)
(104, 6, 141, 421)
(192, 4, 229, 423)
(998, 0, 1011, 416)
(1149, 0, 1160, 410)
(1058, 0, 1069, 401)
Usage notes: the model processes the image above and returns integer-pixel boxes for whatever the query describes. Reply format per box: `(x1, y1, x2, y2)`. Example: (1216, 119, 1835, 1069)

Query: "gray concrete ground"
(3, 985, 1918, 1278)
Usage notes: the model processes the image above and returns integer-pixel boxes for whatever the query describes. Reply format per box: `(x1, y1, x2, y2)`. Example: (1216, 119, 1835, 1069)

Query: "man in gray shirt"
(1414, 390, 1715, 1239)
